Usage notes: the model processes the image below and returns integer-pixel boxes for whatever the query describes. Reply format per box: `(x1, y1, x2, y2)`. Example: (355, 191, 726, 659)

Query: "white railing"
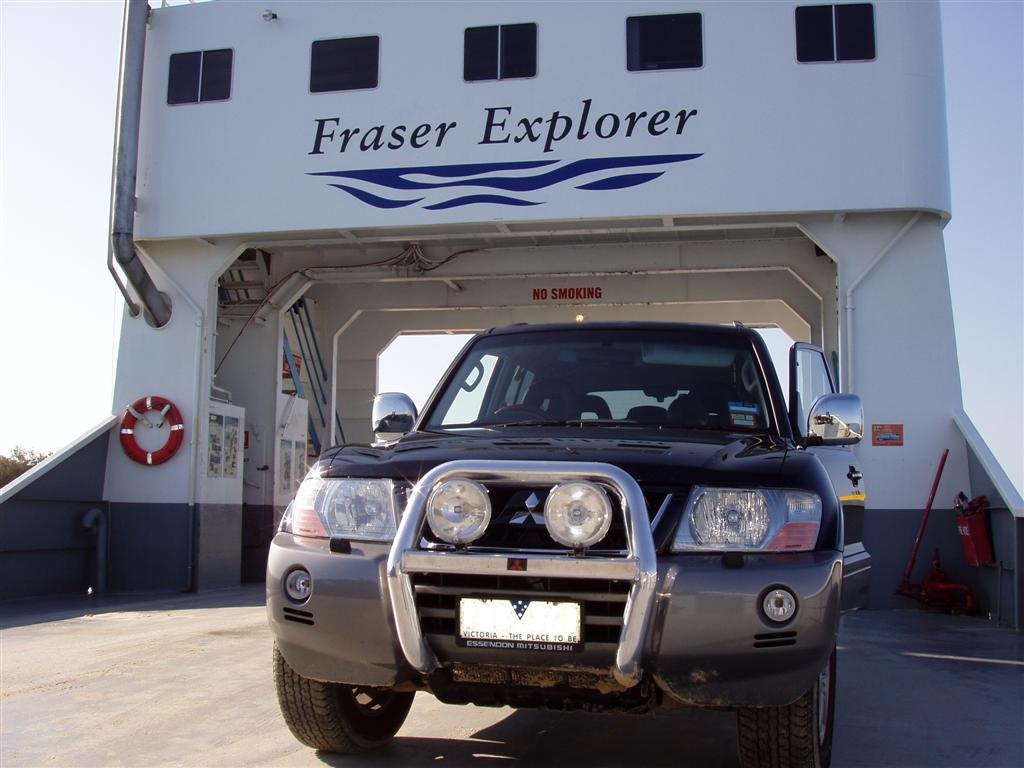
(952, 409, 1024, 518)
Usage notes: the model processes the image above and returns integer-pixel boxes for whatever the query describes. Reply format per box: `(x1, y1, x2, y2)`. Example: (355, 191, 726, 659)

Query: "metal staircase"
(217, 250, 342, 454)
(283, 298, 343, 453)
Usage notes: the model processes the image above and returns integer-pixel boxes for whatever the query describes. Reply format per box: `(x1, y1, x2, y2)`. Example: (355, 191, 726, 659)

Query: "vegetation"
(0, 446, 51, 488)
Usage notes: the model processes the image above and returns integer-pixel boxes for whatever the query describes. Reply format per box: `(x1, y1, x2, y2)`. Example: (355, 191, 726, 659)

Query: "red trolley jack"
(896, 448, 978, 614)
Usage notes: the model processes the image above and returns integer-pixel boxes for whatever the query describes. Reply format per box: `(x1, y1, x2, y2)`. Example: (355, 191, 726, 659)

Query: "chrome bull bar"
(386, 460, 658, 688)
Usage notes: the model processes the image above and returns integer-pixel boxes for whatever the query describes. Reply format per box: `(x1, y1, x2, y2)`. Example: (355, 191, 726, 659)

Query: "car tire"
(273, 644, 415, 753)
(736, 645, 836, 768)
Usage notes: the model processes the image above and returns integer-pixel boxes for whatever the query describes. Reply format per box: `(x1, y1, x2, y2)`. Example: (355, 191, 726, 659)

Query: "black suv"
(267, 322, 869, 768)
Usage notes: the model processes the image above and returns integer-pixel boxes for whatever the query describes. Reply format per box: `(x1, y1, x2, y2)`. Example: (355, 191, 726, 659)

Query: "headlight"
(671, 487, 822, 552)
(544, 481, 613, 550)
(426, 478, 491, 545)
(281, 475, 397, 541)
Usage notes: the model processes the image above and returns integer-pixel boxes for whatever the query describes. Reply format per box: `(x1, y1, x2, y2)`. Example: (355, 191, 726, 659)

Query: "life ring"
(120, 396, 185, 465)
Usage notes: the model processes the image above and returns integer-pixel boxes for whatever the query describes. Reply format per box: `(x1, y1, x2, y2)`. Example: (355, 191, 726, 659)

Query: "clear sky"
(1, 1, 1021, 493)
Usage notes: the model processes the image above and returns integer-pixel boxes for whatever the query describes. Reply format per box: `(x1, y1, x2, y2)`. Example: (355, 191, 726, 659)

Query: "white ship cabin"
(2, 0, 1020, 628)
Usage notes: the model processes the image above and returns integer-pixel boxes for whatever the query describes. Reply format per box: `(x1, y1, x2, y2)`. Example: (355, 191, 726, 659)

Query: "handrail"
(0, 416, 119, 505)
(952, 409, 1024, 517)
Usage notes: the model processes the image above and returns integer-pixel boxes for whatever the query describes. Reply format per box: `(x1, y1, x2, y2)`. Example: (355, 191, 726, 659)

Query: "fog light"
(544, 481, 613, 549)
(285, 569, 312, 602)
(762, 588, 797, 623)
(426, 478, 491, 545)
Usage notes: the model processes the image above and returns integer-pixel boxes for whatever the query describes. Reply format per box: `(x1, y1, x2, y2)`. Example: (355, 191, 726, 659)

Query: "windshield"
(424, 328, 773, 433)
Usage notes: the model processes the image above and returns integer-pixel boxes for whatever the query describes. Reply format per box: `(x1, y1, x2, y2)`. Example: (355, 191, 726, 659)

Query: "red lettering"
(536, 286, 603, 301)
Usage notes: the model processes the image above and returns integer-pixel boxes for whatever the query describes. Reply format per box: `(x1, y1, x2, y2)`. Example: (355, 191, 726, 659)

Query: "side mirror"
(806, 393, 864, 446)
(372, 392, 418, 443)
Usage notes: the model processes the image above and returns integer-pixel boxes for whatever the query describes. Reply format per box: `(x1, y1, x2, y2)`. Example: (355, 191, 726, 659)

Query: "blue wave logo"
(308, 153, 702, 210)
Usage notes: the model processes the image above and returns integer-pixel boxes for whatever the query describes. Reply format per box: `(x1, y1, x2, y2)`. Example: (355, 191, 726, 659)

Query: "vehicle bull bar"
(386, 460, 659, 688)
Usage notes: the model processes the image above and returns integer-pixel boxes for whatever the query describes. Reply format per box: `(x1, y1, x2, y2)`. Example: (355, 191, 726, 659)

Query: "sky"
(1, 1, 1021, 493)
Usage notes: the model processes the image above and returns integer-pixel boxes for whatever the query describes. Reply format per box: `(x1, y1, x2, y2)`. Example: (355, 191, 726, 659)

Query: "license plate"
(457, 597, 583, 652)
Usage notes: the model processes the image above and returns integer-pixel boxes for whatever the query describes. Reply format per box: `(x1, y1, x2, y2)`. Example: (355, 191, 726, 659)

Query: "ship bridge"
(2, 0, 1020, 628)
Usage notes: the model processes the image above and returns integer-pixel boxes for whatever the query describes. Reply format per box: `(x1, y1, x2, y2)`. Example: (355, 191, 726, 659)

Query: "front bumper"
(267, 460, 841, 707)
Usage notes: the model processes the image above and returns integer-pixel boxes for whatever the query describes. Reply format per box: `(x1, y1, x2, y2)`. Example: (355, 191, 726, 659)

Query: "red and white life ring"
(120, 395, 185, 465)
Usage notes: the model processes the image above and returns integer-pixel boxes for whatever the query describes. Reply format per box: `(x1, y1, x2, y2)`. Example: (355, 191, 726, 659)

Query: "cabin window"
(167, 49, 233, 105)
(796, 4, 875, 63)
(464, 23, 537, 81)
(310, 36, 380, 92)
(626, 13, 703, 71)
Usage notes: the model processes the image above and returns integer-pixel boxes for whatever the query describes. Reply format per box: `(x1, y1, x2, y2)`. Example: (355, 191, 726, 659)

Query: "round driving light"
(426, 478, 491, 545)
(544, 481, 613, 549)
(762, 588, 797, 623)
(284, 569, 312, 603)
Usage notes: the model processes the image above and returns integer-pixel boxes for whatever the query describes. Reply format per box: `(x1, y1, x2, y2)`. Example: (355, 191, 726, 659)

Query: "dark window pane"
(626, 13, 702, 71)
(500, 23, 536, 79)
(464, 26, 499, 81)
(836, 3, 875, 61)
(200, 48, 233, 101)
(168, 51, 201, 104)
(796, 5, 835, 62)
(310, 36, 379, 93)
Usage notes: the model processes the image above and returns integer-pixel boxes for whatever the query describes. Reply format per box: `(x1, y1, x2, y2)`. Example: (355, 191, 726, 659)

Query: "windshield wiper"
(655, 424, 768, 434)
(486, 419, 624, 428)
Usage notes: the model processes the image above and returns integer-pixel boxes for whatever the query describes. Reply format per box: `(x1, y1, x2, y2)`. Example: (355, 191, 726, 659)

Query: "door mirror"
(372, 392, 417, 443)
(806, 393, 864, 446)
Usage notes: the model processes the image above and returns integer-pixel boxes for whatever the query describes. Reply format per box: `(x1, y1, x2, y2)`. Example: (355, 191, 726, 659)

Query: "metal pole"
(107, 0, 172, 327)
(898, 448, 949, 594)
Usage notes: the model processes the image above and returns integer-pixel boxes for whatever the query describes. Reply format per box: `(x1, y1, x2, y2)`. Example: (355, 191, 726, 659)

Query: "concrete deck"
(2, 587, 1021, 767)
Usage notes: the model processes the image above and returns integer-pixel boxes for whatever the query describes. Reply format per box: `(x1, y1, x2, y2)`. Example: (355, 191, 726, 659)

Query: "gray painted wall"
(196, 503, 242, 590)
(107, 502, 192, 592)
(0, 430, 109, 600)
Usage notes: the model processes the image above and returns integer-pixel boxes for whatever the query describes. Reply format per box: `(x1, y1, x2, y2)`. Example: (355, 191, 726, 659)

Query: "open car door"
(789, 342, 870, 612)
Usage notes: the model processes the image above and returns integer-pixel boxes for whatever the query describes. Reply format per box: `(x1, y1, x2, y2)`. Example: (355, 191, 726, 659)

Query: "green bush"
(0, 446, 51, 489)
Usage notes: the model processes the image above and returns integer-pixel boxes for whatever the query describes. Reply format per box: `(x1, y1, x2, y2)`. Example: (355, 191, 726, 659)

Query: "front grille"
(418, 484, 676, 554)
(411, 572, 631, 645)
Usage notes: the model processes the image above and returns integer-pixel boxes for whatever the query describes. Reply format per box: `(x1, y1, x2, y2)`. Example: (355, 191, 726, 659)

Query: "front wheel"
(736, 646, 836, 768)
(273, 644, 415, 753)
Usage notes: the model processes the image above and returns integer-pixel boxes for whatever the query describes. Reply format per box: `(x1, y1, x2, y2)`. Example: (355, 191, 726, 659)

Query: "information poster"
(207, 413, 224, 476)
(279, 439, 293, 493)
(871, 423, 904, 446)
(293, 440, 307, 486)
(223, 416, 240, 478)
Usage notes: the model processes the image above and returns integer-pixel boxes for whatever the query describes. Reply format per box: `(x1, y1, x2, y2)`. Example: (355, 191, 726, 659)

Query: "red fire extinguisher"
(954, 492, 995, 567)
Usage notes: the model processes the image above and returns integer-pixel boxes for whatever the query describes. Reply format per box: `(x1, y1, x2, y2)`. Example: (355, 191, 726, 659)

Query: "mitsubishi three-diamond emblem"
(510, 599, 531, 619)
(510, 492, 545, 524)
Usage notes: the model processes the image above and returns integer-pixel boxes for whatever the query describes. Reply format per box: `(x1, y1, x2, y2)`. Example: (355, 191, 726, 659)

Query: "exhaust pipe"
(107, 0, 172, 327)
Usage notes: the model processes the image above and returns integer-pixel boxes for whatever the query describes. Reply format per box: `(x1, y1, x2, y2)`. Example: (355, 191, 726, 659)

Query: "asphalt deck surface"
(1, 586, 1022, 768)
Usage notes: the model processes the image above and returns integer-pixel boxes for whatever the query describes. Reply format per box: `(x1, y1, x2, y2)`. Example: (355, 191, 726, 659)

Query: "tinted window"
(168, 49, 232, 105)
(501, 23, 537, 78)
(836, 3, 875, 60)
(168, 52, 202, 105)
(464, 23, 536, 81)
(199, 49, 233, 101)
(464, 26, 499, 81)
(310, 36, 379, 93)
(796, 4, 875, 63)
(626, 13, 703, 71)
(795, 5, 835, 63)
